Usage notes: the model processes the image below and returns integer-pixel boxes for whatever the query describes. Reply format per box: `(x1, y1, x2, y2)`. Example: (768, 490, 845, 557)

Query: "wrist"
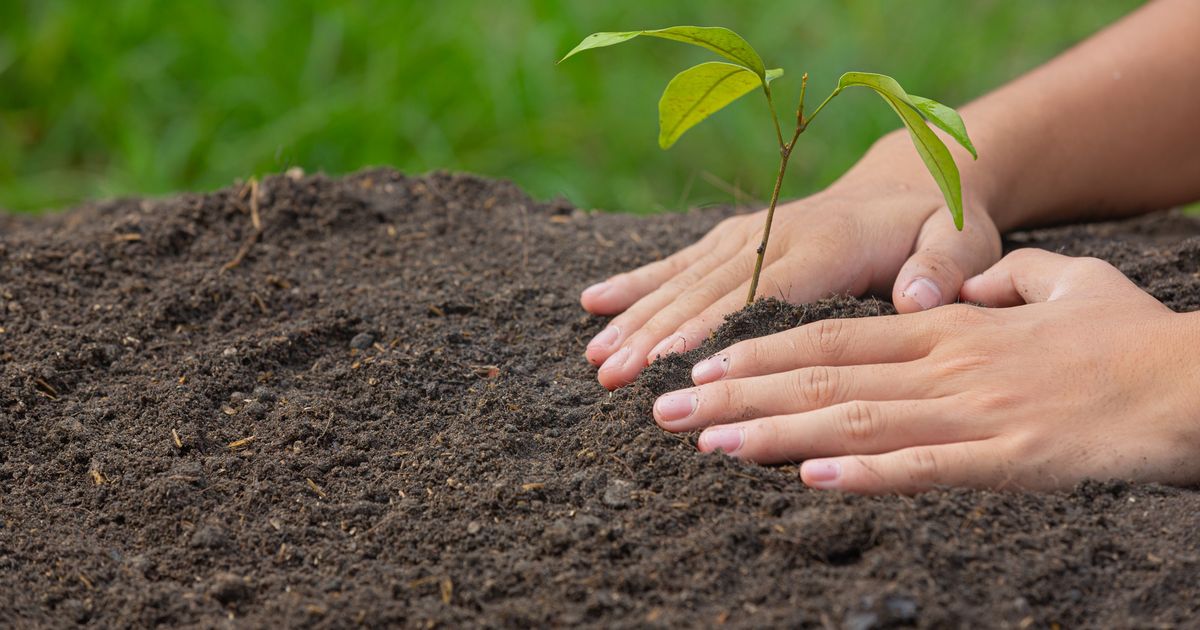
(827, 130, 1000, 224)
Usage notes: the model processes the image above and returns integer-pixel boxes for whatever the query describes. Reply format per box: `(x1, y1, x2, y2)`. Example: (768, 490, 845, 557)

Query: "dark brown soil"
(2, 170, 1198, 628)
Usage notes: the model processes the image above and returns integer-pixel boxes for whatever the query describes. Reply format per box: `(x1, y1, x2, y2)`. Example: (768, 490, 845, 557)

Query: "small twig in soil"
(468, 364, 501, 379)
(250, 292, 269, 315)
(33, 377, 59, 399)
(249, 178, 261, 232)
(306, 477, 328, 498)
(592, 230, 615, 248)
(316, 411, 334, 443)
(220, 178, 262, 274)
(227, 436, 256, 450)
(608, 453, 636, 478)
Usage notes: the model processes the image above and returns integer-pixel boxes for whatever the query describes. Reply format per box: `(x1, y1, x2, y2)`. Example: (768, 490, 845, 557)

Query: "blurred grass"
(0, 0, 1142, 214)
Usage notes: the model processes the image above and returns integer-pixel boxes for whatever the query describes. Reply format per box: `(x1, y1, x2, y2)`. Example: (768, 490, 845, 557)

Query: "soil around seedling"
(2, 169, 1199, 628)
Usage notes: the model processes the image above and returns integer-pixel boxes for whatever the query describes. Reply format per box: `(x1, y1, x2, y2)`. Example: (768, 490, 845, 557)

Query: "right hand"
(581, 139, 1002, 390)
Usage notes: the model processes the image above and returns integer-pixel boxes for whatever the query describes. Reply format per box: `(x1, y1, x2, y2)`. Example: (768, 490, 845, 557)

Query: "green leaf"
(658, 62, 781, 149)
(560, 26, 767, 82)
(558, 31, 641, 62)
(836, 72, 966, 230)
(908, 94, 977, 159)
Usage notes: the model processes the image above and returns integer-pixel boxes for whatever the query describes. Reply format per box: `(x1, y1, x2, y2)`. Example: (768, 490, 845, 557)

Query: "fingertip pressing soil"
(2, 169, 1198, 628)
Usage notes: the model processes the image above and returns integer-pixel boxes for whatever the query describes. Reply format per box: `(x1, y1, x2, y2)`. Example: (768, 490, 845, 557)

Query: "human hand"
(581, 142, 1001, 391)
(653, 249, 1200, 494)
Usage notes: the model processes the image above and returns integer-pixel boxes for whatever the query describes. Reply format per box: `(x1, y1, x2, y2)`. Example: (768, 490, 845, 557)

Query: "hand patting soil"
(2, 170, 1198, 628)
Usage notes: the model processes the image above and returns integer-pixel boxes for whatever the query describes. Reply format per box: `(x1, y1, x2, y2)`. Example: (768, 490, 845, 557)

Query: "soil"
(2, 169, 1198, 628)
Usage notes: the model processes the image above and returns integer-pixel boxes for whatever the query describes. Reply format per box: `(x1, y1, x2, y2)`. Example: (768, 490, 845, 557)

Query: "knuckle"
(914, 248, 960, 280)
(705, 381, 745, 420)
(930, 353, 992, 379)
(638, 313, 676, 337)
(935, 303, 990, 330)
(665, 271, 731, 306)
(1004, 248, 1044, 265)
(808, 318, 848, 359)
(967, 389, 1021, 415)
(750, 417, 785, 460)
(659, 272, 697, 294)
(686, 277, 730, 304)
(654, 252, 690, 277)
(793, 365, 841, 408)
(904, 447, 943, 483)
(837, 401, 883, 444)
(1069, 256, 1117, 277)
(747, 339, 773, 370)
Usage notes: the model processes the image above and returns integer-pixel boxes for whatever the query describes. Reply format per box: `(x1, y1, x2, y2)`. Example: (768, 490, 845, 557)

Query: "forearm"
(853, 0, 1200, 231)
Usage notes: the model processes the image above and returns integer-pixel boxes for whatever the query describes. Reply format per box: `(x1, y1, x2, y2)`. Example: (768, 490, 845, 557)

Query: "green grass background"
(0, 0, 1142, 214)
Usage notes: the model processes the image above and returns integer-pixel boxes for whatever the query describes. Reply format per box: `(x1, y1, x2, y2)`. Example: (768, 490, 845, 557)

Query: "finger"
(643, 255, 772, 361)
(580, 237, 712, 316)
(646, 210, 873, 361)
(597, 255, 752, 389)
(695, 397, 988, 465)
(799, 440, 1006, 494)
(892, 206, 1001, 313)
(650, 252, 866, 359)
(690, 314, 939, 385)
(584, 235, 744, 366)
(960, 249, 1137, 306)
(655, 361, 931, 432)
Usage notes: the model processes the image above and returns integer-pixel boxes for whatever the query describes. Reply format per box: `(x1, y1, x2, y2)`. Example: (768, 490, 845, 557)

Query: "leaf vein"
(665, 67, 749, 140)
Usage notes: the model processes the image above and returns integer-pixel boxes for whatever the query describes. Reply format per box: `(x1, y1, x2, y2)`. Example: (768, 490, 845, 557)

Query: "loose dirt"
(2, 170, 1197, 627)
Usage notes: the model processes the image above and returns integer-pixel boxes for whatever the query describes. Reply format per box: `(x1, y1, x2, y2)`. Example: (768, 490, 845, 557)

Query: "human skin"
(584, 0, 1200, 491)
(582, 0, 1200, 391)
(656, 250, 1200, 493)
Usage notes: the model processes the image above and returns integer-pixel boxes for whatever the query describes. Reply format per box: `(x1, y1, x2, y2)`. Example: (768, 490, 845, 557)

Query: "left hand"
(652, 249, 1200, 494)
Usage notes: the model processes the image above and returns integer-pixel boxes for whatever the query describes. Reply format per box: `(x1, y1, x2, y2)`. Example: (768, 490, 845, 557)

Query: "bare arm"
(854, 0, 1200, 230)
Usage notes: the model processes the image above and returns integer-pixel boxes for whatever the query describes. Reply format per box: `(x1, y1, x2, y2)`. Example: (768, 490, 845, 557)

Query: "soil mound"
(2, 170, 1198, 627)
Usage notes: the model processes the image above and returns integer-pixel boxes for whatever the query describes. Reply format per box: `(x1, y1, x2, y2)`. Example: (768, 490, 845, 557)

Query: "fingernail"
(691, 354, 729, 383)
(902, 277, 942, 310)
(600, 346, 631, 372)
(582, 281, 611, 300)
(699, 427, 744, 455)
(654, 391, 697, 423)
(802, 459, 841, 488)
(587, 326, 620, 350)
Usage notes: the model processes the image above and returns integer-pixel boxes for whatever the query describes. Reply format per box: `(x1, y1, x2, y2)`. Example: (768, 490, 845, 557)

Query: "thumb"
(892, 207, 1001, 313)
(960, 249, 1132, 306)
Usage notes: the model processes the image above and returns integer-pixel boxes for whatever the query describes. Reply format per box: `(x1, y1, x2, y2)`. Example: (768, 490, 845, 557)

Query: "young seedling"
(560, 27, 977, 304)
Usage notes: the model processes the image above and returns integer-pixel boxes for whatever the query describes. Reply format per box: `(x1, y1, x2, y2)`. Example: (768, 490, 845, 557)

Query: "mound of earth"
(1, 169, 1197, 627)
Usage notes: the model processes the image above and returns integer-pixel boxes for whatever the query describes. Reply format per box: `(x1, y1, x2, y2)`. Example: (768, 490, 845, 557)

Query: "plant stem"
(796, 72, 808, 128)
(747, 78, 841, 305)
(745, 144, 792, 304)
(802, 87, 841, 131)
(763, 86, 785, 149)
